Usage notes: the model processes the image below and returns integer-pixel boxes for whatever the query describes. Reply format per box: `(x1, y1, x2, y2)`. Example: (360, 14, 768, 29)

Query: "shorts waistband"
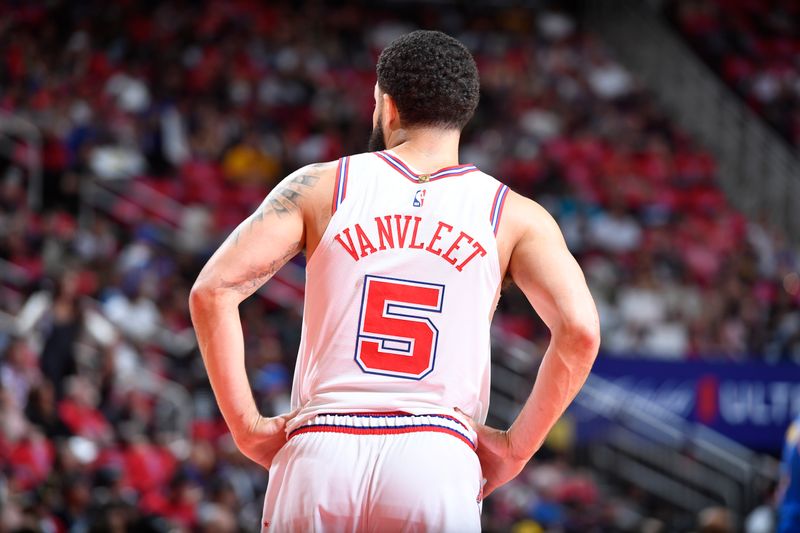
(288, 412, 477, 450)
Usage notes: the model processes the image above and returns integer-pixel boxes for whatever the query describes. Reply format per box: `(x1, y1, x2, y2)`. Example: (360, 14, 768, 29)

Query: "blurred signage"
(584, 356, 800, 451)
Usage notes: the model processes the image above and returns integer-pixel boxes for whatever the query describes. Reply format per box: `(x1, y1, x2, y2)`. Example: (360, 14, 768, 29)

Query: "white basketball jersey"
(286, 150, 509, 433)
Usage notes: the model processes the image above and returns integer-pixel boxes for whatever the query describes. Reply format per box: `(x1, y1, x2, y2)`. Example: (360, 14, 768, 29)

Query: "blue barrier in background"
(580, 355, 800, 452)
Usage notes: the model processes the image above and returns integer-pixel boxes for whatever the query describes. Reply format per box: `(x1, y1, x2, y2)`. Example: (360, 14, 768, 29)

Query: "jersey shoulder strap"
(331, 155, 352, 215)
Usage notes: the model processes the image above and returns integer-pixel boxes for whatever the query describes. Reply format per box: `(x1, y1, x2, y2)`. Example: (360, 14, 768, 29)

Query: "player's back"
(288, 149, 509, 432)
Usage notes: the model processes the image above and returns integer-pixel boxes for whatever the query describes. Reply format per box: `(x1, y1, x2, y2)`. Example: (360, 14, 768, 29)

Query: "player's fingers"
(256, 414, 290, 437)
(472, 422, 505, 452)
(452, 406, 477, 430)
(279, 407, 302, 421)
(257, 407, 303, 440)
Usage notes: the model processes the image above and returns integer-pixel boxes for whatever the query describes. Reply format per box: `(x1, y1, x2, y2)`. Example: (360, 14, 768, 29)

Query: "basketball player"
(190, 30, 599, 531)
(778, 413, 800, 532)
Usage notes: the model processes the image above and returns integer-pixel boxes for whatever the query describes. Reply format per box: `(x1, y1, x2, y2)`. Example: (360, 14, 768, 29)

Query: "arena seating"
(0, 1, 795, 531)
(668, 0, 800, 147)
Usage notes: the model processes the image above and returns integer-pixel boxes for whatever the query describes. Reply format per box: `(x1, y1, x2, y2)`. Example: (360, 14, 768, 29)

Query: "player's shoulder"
(504, 189, 558, 232)
(270, 160, 340, 215)
(496, 188, 563, 256)
(290, 159, 339, 179)
(285, 159, 339, 190)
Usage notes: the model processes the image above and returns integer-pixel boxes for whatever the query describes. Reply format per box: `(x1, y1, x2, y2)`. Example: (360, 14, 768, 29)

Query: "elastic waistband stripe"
(289, 424, 476, 450)
(288, 412, 477, 450)
(313, 412, 470, 431)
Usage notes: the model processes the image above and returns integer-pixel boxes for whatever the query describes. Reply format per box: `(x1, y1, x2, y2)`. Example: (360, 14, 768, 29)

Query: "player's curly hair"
(376, 30, 479, 130)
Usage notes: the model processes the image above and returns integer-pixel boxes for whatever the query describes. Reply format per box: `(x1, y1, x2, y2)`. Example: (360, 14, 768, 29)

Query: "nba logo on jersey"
(413, 189, 426, 207)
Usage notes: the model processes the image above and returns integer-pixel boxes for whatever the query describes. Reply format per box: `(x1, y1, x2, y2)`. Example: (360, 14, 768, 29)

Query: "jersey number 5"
(354, 275, 445, 380)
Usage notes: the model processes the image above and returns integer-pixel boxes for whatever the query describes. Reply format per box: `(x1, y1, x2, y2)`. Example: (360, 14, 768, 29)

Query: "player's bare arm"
(189, 161, 336, 468)
(469, 191, 601, 497)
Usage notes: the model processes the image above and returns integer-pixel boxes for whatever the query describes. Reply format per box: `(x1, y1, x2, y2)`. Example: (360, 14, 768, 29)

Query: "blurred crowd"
(0, 0, 797, 531)
(669, 0, 800, 147)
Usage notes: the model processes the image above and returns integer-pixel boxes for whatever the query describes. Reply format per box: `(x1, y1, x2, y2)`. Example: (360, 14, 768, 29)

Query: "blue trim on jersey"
(490, 185, 509, 234)
(376, 152, 416, 181)
(375, 151, 477, 183)
(334, 156, 349, 209)
(289, 422, 475, 448)
(380, 338, 413, 353)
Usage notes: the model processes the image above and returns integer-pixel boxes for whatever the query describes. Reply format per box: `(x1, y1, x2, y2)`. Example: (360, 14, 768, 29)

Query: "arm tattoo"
(262, 171, 320, 219)
(229, 168, 322, 246)
(219, 241, 302, 296)
(215, 163, 330, 295)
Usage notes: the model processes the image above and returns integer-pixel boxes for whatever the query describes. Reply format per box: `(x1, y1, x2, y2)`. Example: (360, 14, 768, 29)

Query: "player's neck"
(386, 128, 462, 172)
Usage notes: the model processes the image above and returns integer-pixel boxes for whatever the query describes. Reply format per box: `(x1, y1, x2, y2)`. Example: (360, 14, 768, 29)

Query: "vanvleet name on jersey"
(333, 214, 487, 272)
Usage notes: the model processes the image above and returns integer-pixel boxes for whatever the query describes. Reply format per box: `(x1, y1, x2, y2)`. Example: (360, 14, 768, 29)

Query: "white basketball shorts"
(261, 412, 483, 532)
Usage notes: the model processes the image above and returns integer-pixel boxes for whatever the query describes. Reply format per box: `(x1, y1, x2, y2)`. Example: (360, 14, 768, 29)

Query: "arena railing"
(5, 283, 194, 457)
(577, 373, 778, 525)
(583, 0, 800, 244)
(0, 258, 33, 289)
(79, 176, 184, 229)
(489, 327, 780, 527)
(81, 298, 194, 456)
(78, 175, 200, 357)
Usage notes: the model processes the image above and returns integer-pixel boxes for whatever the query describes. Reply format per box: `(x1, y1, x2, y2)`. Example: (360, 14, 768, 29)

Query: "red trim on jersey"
(432, 414, 471, 432)
(374, 152, 478, 183)
(375, 152, 417, 183)
(331, 157, 344, 215)
(434, 162, 475, 174)
(384, 151, 476, 179)
(494, 186, 509, 235)
(430, 167, 480, 179)
(489, 184, 504, 223)
(289, 424, 476, 450)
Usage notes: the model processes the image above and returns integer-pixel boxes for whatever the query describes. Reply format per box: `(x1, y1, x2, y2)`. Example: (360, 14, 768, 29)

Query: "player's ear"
(382, 92, 401, 132)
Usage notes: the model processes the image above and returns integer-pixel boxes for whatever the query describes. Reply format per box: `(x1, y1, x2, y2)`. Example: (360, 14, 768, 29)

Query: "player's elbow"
(560, 313, 601, 360)
(189, 278, 233, 317)
(188, 282, 211, 318)
(574, 321, 601, 357)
